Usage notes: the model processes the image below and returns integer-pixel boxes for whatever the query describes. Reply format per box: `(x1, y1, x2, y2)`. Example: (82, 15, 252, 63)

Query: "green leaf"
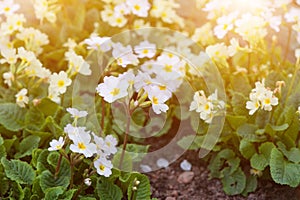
(241, 175, 257, 196)
(0, 103, 26, 131)
(9, 181, 24, 200)
(38, 152, 71, 192)
(250, 154, 268, 171)
(270, 148, 300, 187)
(0, 172, 9, 196)
(59, 189, 77, 200)
(239, 139, 256, 159)
(96, 180, 123, 200)
(237, 124, 265, 142)
(112, 151, 133, 172)
(44, 186, 64, 200)
(277, 142, 300, 163)
(15, 135, 40, 159)
(208, 149, 235, 178)
(230, 74, 251, 96)
(37, 98, 61, 117)
(177, 135, 205, 150)
(127, 173, 151, 200)
(222, 167, 246, 195)
(0, 136, 6, 159)
(39, 170, 70, 192)
(125, 144, 149, 162)
(226, 115, 247, 130)
(1, 157, 35, 185)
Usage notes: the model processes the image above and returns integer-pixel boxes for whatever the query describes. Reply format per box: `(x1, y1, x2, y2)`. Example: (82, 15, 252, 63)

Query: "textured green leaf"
(38, 152, 71, 192)
(0, 172, 9, 196)
(39, 170, 70, 192)
(125, 144, 150, 162)
(270, 148, 300, 187)
(239, 139, 256, 159)
(0, 103, 26, 131)
(15, 135, 40, 159)
(222, 167, 246, 195)
(0, 136, 6, 159)
(250, 154, 268, 171)
(44, 186, 64, 200)
(277, 142, 300, 163)
(9, 181, 24, 200)
(96, 180, 123, 200)
(127, 173, 151, 200)
(242, 175, 257, 196)
(237, 124, 265, 142)
(59, 189, 77, 200)
(208, 149, 235, 178)
(1, 157, 35, 185)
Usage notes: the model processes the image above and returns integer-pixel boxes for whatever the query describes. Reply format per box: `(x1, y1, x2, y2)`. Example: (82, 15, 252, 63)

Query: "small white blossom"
(126, 0, 151, 18)
(69, 131, 97, 158)
(15, 88, 29, 108)
(84, 178, 92, 186)
(3, 71, 14, 87)
(66, 108, 88, 119)
(94, 156, 113, 177)
(48, 137, 65, 151)
(84, 35, 112, 52)
(49, 71, 72, 94)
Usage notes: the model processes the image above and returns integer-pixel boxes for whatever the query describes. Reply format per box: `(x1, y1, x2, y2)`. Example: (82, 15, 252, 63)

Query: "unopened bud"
(84, 178, 92, 186)
(139, 101, 152, 108)
(33, 99, 41, 106)
(132, 186, 137, 191)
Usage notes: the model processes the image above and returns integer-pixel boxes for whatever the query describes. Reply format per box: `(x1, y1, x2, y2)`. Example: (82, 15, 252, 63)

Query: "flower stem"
(119, 109, 131, 169)
(54, 154, 63, 179)
(283, 27, 292, 66)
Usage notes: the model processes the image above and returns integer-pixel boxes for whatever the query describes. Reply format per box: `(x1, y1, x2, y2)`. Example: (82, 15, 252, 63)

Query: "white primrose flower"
(146, 86, 170, 114)
(84, 178, 92, 186)
(94, 156, 113, 177)
(260, 90, 278, 111)
(0, 0, 20, 16)
(246, 80, 278, 115)
(284, 7, 300, 23)
(64, 124, 86, 141)
(96, 75, 129, 103)
(69, 131, 97, 158)
(134, 41, 156, 58)
(134, 71, 154, 92)
(49, 71, 72, 94)
(48, 87, 61, 104)
(65, 51, 91, 76)
(48, 137, 65, 151)
(154, 53, 182, 80)
(15, 88, 29, 108)
(213, 11, 238, 39)
(103, 135, 118, 155)
(112, 43, 139, 68)
(0, 48, 17, 65)
(114, 3, 130, 16)
(126, 0, 151, 18)
(3, 71, 14, 87)
(66, 108, 88, 119)
(190, 90, 224, 124)
(84, 34, 112, 52)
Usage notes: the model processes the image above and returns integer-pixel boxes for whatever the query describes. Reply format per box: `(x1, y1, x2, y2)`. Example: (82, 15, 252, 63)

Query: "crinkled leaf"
(242, 175, 257, 196)
(1, 157, 35, 185)
(0, 103, 26, 131)
(270, 148, 300, 187)
(44, 186, 64, 200)
(226, 115, 247, 130)
(127, 173, 151, 200)
(37, 98, 61, 117)
(239, 139, 256, 159)
(177, 135, 205, 150)
(222, 167, 246, 195)
(96, 180, 123, 200)
(15, 135, 40, 159)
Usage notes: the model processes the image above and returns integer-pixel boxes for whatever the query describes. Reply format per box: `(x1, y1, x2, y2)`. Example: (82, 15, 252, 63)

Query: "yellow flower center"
(116, 17, 123, 24)
(18, 96, 24, 101)
(110, 88, 120, 96)
(264, 98, 271, 105)
(134, 4, 141, 11)
(164, 64, 173, 72)
(142, 49, 149, 54)
(152, 96, 159, 105)
(4, 7, 10, 12)
(56, 145, 61, 149)
(106, 142, 111, 147)
(57, 80, 65, 87)
(159, 85, 166, 90)
(99, 164, 105, 171)
(78, 142, 86, 150)
(204, 103, 210, 111)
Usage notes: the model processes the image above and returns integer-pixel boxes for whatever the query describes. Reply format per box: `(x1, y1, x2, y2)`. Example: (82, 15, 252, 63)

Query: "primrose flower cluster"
(48, 108, 118, 177)
(92, 39, 186, 114)
(246, 80, 279, 115)
(190, 90, 225, 123)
